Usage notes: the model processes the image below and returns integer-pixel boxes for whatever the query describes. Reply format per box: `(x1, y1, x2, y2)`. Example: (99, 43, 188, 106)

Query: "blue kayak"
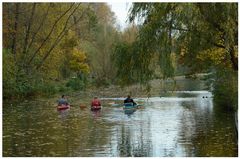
(124, 108, 136, 115)
(123, 102, 137, 109)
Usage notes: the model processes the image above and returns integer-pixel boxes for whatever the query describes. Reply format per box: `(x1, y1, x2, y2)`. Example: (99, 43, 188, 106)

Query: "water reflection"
(3, 91, 237, 157)
(124, 108, 136, 116)
(91, 109, 102, 119)
(58, 109, 70, 121)
(116, 113, 152, 157)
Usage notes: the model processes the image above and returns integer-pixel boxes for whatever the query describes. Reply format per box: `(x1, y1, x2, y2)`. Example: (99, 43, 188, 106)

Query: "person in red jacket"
(91, 96, 101, 110)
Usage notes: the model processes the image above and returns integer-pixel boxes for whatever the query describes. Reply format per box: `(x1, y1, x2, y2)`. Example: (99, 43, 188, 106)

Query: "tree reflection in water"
(116, 109, 152, 157)
(178, 94, 237, 157)
(3, 89, 238, 157)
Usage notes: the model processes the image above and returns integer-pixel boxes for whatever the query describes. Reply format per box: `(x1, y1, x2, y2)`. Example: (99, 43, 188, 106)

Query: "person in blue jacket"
(58, 95, 69, 106)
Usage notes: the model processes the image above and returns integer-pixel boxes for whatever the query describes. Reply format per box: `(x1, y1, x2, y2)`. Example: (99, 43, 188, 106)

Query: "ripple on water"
(3, 91, 238, 157)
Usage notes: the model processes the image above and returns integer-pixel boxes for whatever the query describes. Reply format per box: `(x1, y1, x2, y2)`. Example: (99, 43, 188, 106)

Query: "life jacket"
(124, 98, 133, 103)
(124, 98, 136, 106)
(91, 99, 101, 108)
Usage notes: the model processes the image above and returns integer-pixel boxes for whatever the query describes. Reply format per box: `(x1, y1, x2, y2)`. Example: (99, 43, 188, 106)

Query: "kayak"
(124, 108, 136, 115)
(57, 105, 70, 110)
(91, 106, 102, 111)
(123, 103, 137, 109)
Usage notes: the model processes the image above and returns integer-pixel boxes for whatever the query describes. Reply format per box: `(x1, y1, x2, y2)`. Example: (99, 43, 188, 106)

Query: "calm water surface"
(3, 80, 238, 157)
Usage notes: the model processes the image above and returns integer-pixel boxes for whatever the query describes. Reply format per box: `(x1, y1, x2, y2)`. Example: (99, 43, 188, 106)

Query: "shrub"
(66, 78, 86, 90)
(212, 69, 238, 111)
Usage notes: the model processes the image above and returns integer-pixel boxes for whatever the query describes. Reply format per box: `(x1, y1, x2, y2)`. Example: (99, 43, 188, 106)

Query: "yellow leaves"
(69, 61, 90, 74)
(170, 52, 177, 68)
(197, 47, 231, 68)
(197, 48, 223, 63)
(69, 48, 90, 74)
(233, 45, 238, 57)
(79, 63, 90, 74)
(180, 47, 187, 56)
(72, 48, 87, 62)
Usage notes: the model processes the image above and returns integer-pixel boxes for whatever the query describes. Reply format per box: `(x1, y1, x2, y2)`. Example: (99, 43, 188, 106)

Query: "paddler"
(58, 95, 69, 106)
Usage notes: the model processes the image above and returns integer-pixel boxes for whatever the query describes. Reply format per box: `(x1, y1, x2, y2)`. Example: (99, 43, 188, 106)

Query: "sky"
(107, 2, 132, 30)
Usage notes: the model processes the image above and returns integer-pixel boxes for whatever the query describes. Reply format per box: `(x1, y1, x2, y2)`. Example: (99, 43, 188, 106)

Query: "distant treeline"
(3, 3, 238, 111)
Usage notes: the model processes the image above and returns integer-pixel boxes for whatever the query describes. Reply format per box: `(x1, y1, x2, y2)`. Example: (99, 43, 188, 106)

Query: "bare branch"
(26, 4, 51, 53)
(36, 4, 83, 70)
(22, 3, 36, 55)
(229, 46, 238, 71)
(213, 43, 225, 49)
(27, 3, 75, 66)
(11, 3, 20, 57)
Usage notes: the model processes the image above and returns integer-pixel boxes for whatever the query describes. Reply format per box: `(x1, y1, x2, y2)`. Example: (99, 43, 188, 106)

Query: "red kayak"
(91, 106, 101, 111)
(57, 105, 70, 110)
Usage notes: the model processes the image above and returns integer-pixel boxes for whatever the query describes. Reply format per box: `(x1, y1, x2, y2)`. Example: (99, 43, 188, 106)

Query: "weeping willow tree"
(114, 3, 237, 110)
(113, 40, 155, 87)
(128, 3, 237, 70)
(113, 3, 185, 88)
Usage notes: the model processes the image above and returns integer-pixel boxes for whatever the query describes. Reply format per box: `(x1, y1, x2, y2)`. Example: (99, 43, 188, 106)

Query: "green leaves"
(113, 40, 154, 86)
(128, 3, 238, 75)
(3, 3, 101, 98)
(127, 3, 238, 111)
(113, 42, 134, 86)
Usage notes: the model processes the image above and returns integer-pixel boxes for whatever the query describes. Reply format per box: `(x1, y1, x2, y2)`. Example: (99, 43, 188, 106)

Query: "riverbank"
(3, 74, 209, 107)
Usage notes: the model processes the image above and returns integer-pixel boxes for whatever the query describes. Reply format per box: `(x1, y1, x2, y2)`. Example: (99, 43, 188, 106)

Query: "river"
(3, 78, 238, 157)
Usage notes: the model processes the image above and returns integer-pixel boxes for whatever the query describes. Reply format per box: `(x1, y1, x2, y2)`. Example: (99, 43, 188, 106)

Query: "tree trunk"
(22, 3, 36, 55)
(229, 46, 238, 71)
(27, 4, 51, 53)
(11, 3, 19, 57)
(22, 3, 36, 74)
